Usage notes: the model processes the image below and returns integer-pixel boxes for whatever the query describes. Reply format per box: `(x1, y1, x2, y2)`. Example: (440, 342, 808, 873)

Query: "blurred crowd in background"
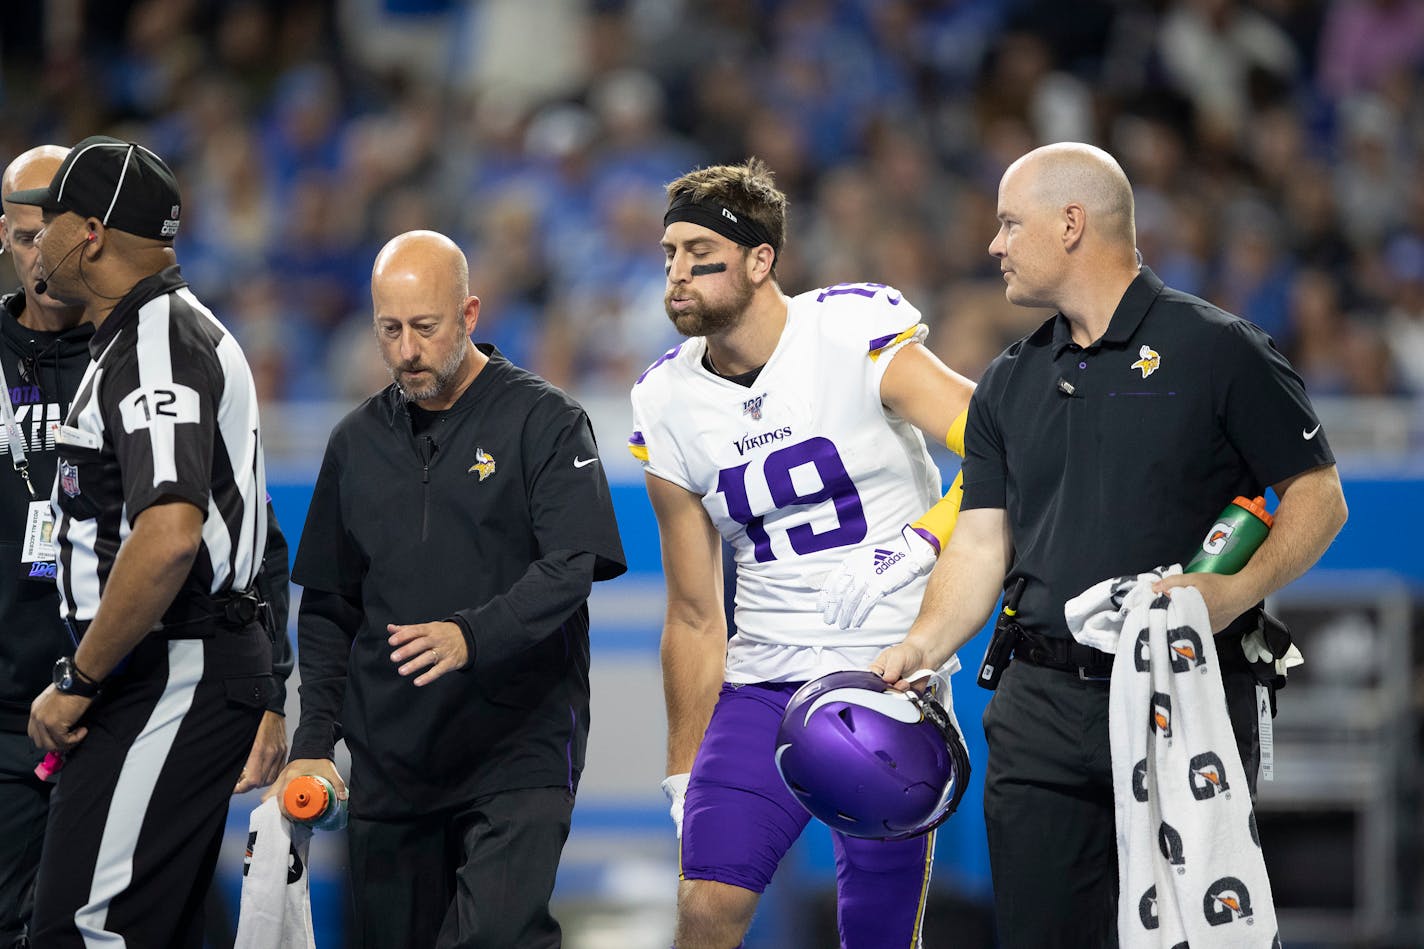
(1, 0, 1421, 408)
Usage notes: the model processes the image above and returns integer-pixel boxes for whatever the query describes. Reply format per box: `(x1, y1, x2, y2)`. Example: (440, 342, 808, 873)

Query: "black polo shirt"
(961, 267, 1333, 641)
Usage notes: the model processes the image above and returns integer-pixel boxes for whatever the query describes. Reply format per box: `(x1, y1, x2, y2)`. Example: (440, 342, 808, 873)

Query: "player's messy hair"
(665, 157, 788, 262)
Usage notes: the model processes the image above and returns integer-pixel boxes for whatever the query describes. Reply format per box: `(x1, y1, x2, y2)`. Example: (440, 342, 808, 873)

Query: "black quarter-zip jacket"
(290, 346, 626, 819)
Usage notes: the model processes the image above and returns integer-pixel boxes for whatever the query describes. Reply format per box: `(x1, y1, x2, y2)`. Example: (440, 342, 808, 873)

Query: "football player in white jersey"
(629, 159, 975, 949)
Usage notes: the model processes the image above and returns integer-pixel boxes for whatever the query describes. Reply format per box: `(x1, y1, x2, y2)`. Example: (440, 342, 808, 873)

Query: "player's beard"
(665, 268, 755, 338)
(387, 337, 470, 403)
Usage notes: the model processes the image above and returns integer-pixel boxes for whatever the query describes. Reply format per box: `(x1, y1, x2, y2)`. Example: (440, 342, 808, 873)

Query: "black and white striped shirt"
(52, 266, 266, 624)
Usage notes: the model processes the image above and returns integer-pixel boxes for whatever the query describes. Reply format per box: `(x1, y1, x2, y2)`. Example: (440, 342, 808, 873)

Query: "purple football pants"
(681, 682, 934, 949)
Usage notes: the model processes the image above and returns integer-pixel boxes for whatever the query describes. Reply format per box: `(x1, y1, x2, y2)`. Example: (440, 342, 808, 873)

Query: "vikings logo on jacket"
(468, 448, 496, 481)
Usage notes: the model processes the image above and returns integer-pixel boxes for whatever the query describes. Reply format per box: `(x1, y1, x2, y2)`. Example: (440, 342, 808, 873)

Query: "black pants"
(982, 659, 1261, 949)
(0, 730, 51, 948)
(30, 628, 269, 949)
(347, 786, 575, 949)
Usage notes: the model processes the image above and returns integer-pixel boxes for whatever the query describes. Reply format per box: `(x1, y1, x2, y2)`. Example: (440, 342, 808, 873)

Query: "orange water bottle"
(282, 774, 348, 831)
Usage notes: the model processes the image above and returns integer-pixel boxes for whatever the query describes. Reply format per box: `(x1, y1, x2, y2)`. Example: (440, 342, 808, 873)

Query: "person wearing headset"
(12, 136, 285, 949)
(0, 144, 295, 949)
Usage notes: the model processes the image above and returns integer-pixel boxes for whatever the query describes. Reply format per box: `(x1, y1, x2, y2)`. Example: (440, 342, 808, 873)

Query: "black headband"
(663, 192, 779, 257)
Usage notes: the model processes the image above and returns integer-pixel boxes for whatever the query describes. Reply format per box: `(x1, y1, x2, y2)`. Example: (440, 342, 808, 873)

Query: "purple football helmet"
(774, 670, 970, 840)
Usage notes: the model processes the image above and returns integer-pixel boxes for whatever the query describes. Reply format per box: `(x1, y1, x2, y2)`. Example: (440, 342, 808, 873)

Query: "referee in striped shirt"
(11, 136, 274, 948)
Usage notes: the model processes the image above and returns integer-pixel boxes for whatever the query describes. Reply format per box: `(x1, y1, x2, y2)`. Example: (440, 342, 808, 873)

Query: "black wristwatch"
(53, 656, 102, 697)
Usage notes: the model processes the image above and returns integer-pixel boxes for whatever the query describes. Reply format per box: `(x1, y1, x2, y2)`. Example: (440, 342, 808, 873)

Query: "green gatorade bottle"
(1184, 495, 1273, 575)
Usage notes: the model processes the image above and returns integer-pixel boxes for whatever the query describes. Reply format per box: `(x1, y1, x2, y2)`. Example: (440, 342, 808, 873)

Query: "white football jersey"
(630, 283, 947, 681)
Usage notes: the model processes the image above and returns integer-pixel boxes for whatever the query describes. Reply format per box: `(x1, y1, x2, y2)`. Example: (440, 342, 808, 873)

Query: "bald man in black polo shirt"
(874, 143, 1347, 946)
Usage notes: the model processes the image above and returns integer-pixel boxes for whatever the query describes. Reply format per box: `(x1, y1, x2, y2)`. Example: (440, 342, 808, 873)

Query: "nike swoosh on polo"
(574, 456, 599, 468)
(1302, 424, 1321, 440)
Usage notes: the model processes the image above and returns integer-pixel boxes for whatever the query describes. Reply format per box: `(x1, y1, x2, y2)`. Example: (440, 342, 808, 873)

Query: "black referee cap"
(7, 135, 181, 241)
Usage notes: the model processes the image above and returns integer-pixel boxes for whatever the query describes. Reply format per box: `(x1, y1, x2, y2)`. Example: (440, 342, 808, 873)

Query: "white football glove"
(660, 772, 691, 838)
(819, 525, 939, 629)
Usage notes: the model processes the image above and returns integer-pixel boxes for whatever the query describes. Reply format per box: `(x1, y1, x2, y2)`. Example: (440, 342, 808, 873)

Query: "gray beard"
(390, 340, 470, 403)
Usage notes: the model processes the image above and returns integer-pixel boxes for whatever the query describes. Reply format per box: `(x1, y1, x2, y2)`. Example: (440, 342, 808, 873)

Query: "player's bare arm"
(647, 472, 729, 776)
(878, 342, 975, 444)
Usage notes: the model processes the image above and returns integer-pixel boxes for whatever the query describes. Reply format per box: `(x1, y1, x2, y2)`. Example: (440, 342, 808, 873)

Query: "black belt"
(1015, 633, 1116, 681)
(1015, 631, 1251, 681)
(65, 590, 261, 644)
(159, 590, 262, 636)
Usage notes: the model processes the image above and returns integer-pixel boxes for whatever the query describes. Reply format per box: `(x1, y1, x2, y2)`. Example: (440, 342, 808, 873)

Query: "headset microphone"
(33, 235, 92, 297)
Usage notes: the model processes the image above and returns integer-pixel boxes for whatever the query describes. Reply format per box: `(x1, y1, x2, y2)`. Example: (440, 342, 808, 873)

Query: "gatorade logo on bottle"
(1201, 522, 1235, 555)
(1186, 496, 1272, 576)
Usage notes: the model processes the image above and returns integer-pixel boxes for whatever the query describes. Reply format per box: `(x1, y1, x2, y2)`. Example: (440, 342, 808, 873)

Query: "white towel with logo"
(235, 797, 317, 949)
(1065, 566, 1279, 948)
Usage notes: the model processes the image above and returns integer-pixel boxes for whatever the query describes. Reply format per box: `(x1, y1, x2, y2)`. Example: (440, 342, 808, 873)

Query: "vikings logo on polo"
(1203, 877, 1254, 925)
(742, 393, 766, 420)
(1131, 344, 1161, 378)
(468, 448, 496, 481)
(60, 459, 80, 497)
(1189, 751, 1231, 800)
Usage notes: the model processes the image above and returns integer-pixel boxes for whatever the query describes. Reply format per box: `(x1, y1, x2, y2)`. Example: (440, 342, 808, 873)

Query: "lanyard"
(0, 355, 36, 499)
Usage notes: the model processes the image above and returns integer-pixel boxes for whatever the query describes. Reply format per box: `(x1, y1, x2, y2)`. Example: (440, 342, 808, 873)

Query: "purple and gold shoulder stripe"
(867, 325, 922, 362)
(628, 431, 650, 462)
(636, 343, 683, 385)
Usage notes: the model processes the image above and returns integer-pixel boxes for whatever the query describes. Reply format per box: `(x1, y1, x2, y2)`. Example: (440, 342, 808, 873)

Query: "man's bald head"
(2, 145, 68, 209)
(370, 230, 483, 407)
(371, 229, 470, 316)
(3, 146, 79, 316)
(1006, 143, 1136, 248)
